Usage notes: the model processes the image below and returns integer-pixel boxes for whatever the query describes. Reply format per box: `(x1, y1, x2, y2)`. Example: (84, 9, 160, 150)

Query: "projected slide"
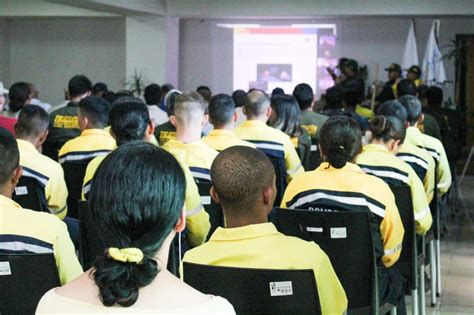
(233, 27, 317, 93)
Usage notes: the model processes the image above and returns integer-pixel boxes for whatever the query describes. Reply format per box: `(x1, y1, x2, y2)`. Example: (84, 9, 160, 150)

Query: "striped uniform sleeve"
(434, 145, 452, 196)
(182, 164, 210, 247)
(44, 166, 68, 220)
(81, 156, 104, 200)
(379, 187, 404, 268)
(53, 220, 83, 284)
(407, 168, 433, 235)
(283, 137, 304, 182)
(424, 154, 436, 203)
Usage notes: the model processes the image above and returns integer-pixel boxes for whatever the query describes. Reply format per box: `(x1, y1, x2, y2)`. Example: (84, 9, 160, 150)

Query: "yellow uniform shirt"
(0, 195, 82, 284)
(202, 129, 255, 152)
(355, 104, 374, 119)
(17, 139, 68, 219)
(404, 127, 451, 196)
(234, 120, 303, 181)
(81, 154, 107, 200)
(183, 223, 348, 315)
(58, 129, 116, 164)
(162, 140, 218, 183)
(281, 162, 404, 268)
(357, 144, 432, 235)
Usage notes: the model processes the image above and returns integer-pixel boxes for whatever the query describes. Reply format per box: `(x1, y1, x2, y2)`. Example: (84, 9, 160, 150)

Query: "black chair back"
(183, 262, 321, 315)
(275, 208, 377, 314)
(389, 185, 419, 291)
(307, 137, 322, 170)
(77, 201, 102, 270)
(12, 176, 48, 213)
(0, 253, 60, 315)
(266, 155, 287, 206)
(196, 182, 224, 239)
(62, 161, 90, 219)
(42, 141, 65, 161)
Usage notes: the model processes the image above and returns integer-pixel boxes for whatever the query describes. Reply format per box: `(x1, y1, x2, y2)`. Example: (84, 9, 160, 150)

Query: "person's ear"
(418, 113, 425, 124)
(169, 115, 177, 127)
(202, 113, 209, 126)
(175, 208, 186, 233)
(37, 130, 49, 148)
(266, 106, 272, 118)
(11, 166, 23, 187)
(210, 186, 221, 204)
(390, 139, 402, 154)
(146, 120, 155, 138)
(262, 185, 275, 207)
(233, 111, 238, 123)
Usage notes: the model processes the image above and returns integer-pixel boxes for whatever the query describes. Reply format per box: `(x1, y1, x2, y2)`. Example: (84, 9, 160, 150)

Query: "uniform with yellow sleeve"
(182, 222, 348, 315)
(17, 139, 68, 219)
(202, 129, 255, 152)
(357, 144, 432, 235)
(234, 120, 303, 181)
(0, 195, 82, 284)
(162, 139, 218, 183)
(58, 129, 115, 164)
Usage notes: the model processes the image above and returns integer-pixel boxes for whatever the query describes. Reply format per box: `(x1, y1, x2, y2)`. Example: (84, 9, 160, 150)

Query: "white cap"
(0, 82, 8, 95)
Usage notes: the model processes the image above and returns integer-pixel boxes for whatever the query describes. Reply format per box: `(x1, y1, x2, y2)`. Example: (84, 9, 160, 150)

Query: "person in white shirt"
(144, 84, 169, 127)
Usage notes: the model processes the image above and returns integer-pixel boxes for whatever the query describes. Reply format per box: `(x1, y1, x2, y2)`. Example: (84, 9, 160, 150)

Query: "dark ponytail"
(319, 116, 362, 169)
(89, 142, 186, 307)
(369, 115, 406, 143)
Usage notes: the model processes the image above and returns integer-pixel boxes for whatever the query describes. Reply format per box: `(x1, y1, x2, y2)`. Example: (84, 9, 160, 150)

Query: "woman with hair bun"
(357, 115, 432, 236)
(37, 142, 234, 314)
(281, 115, 406, 311)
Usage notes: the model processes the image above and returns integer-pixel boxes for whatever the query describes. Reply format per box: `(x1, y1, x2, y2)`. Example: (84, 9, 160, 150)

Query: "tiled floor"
(407, 176, 474, 314)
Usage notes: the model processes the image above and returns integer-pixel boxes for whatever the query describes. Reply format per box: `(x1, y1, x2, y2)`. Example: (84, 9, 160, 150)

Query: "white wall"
(6, 17, 126, 105)
(179, 17, 474, 100)
(0, 19, 10, 86)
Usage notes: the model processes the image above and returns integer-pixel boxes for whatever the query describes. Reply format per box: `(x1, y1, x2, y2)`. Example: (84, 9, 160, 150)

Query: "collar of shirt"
(208, 129, 237, 138)
(17, 138, 38, 153)
(407, 126, 421, 136)
(80, 129, 110, 137)
(0, 195, 22, 210)
(362, 143, 390, 154)
(316, 161, 364, 174)
(239, 120, 268, 128)
(210, 223, 280, 242)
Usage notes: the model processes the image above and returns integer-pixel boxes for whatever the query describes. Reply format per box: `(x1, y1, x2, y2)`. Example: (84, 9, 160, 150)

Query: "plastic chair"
(62, 161, 90, 219)
(12, 176, 48, 213)
(196, 182, 224, 239)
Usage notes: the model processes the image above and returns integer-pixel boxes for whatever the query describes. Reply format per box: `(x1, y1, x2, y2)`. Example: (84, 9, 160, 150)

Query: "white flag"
(402, 21, 419, 73)
(422, 20, 447, 85)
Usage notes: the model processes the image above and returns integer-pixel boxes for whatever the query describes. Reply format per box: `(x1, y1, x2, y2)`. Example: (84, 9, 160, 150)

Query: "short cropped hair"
(211, 146, 275, 211)
(68, 75, 92, 98)
(8, 82, 31, 112)
(293, 83, 314, 110)
(14, 105, 49, 138)
(398, 95, 422, 126)
(109, 97, 150, 146)
(173, 92, 206, 124)
(78, 96, 110, 128)
(244, 90, 270, 117)
(376, 100, 408, 124)
(196, 85, 212, 102)
(425, 86, 443, 106)
(144, 84, 162, 105)
(325, 86, 344, 109)
(397, 79, 417, 97)
(0, 128, 20, 184)
(232, 89, 247, 108)
(208, 94, 235, 127)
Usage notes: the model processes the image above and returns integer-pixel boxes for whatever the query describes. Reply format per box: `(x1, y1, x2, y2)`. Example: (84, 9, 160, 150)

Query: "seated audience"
(4, 82, 31, 118)
(281, 116, 406, 311)
(0, 82, 16, 136)
(398, 95, 452, 197)
(196, 85, 212, 102)
(356, 115, 433, 235)
(92, 82, 108, 98)
(182, 146, 347, 314)
(58, 96, 115, 164)
(0, 128, 82, 285)
(203, 93, 255, 151)
(231, 89, 247, 126)
(37, 142, 234, 313)
(423, 86, 450, 142)
(154, 89, 181, 146)
(342, 89, 369, 130)
(234, 90, 303, 182)
(15, 105, 69, 219)
(28, 82, 51, 112)
(292, 83, 328, 139)
(268, 94, 311, 170)
(162, 92, 218, 183)
(144, 83, 168, 126)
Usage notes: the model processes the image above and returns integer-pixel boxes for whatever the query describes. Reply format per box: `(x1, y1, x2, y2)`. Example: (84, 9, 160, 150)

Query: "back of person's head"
(417, 84, 429, 102)
(208, 93, 235, 128)
(398, 95, 422, 126)
(160, 84, 174, 101)
(110, 97, 150, 146)
(211, 146, 275, 212)
(369, 115, 406, 143)
(8, 82, 31, 112)
(14, 105, 49, 139)
(319, 116, 362, 169)
(271, 87, 285, 97)
(144, 84, 162, 106)
(375, 100, 408, 124)
(196, 85, 212, 102)
(91, 142, 185, 307)
(325, 86, 344, 109)
(397, 79, 417, 98)
(292, 83, 314, 110)
(92, 82, 108, 96)
(78, 96, 110, 129)
(425, 86, 443, 106)
(244, 90, 270, 117)
(173, 91, 206, 124)
(104, 91, 117, 104)
(232, 89, 247, 108)
(164, 89, 182, 116)
(343, 90, 359, 109)
(68, 75, 92, 99)
(269, 94, 301, 138)
(0, 128, 20, 186)
(115, 90, 134, 100)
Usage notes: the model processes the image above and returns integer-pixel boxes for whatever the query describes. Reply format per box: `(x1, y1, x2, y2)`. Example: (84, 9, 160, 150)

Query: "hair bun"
(369, 116, 388, 137)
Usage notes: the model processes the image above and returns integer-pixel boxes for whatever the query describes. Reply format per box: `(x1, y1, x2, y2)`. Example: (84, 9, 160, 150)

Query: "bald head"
(211, 146, 275, 215)
(244, 90, 270, 119)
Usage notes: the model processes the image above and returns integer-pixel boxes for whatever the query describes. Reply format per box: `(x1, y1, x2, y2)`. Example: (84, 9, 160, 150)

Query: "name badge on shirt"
(269, 281, 293, 296)
(0, 262, 11, 276)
